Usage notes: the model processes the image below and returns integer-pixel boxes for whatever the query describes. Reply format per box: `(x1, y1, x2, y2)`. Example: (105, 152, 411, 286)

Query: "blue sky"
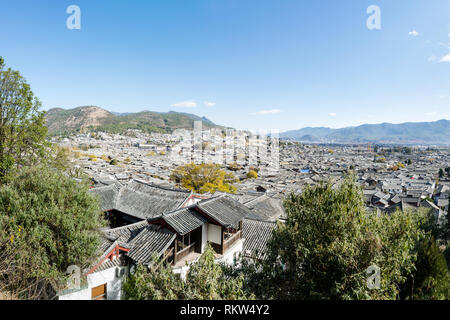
(1, 0, 449, 131)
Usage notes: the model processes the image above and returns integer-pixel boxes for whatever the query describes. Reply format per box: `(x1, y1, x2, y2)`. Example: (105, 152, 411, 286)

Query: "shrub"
(0, 166, 105, 299)
(247, 170, 258, 179)
(171, 163, 236, 194)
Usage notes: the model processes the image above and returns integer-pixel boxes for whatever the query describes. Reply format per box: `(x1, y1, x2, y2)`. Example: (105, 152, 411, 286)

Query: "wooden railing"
(223, 230, 242, 253)
(175, 242, 196, 262)
(162, 247, 174, 263)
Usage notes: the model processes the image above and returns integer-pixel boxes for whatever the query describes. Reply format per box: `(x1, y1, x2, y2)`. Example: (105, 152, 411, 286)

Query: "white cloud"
(204, 101, 216, 107)
(425, 111, 437, 116)
(170, 100, 197, 108)
(329, 113, 337, 117)
(408, 30, 419, 36)
(251, 109, 281, 115)
(439, 53, 450, 62)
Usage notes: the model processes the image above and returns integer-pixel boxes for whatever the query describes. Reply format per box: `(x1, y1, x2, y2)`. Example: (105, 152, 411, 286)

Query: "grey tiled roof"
(86, 239, 124, 274)
(389, 194, 401, 204)
(100, 221, 176, 267)
(244, 195, 286, 221)
(114, 187, 164, 220)
(91, 184, 120, 211)
(217, 191, 266, 204)
(91, 179, 192, 220)
(103, 220, 148, 245)
(242, 218, 277, 260)
(159, 207, 207, 235)
(94, 255, 126, 273)
(126, 225, 176, 265)
(196, 195, 253, 228)
(128, 179, 191, 198)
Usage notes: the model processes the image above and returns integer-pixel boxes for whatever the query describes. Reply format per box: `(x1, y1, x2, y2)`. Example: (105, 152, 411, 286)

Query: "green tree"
(123, 244, 252, 300)
(184, 244, 250, 299)
(171, 163, 236, 194)
(0, 57, 49, 181)
(255, 174, 426, 300)
(401, 235, 449, 300)
(0, 166, 106, 299)
(247, 170, 258, 179)
(123, 261, 185, 300)
(439, 169, 444, 179)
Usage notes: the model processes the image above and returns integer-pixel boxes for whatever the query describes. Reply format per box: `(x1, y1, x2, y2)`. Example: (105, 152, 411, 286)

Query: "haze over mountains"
(280, 120, 450, 145)
(45, 106, 222, 135)
(45, 106, 450, 145)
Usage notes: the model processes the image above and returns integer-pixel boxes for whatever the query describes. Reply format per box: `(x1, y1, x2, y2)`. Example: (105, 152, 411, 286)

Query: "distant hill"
(45, 106, 224, 135)
(280, 120, 450, 145)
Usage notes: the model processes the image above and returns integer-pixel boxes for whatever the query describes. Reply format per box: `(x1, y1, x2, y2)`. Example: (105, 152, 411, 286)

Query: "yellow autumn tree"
(171, 163, 237, 194)
(247, 170, 258, 179)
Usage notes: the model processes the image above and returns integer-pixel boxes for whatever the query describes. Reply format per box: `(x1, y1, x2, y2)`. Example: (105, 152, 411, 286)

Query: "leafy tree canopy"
(0, 57, 49, 181)
(247, 170, 258, 179)
(401, 235, 449, 300)
(0, 166, 106, 299)
(170, 163, 236, 194)
(245, 174, 427, 300)
(123, 244, 252, 300)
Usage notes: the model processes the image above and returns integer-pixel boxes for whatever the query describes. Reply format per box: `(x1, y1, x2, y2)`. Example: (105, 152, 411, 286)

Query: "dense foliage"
(0, 57, 106, 299)
(123, 174, 448, 300)
(401, 235, 449, 299)
(0, 57, 49, 181)
(123, 244, 252, 300)
(0, 166, 106, 299)
(230, 174, 444, 300)
(171, 163, 237, 194)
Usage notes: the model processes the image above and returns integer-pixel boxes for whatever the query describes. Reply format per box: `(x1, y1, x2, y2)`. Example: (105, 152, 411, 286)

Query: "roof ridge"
(127, 224, 175, 248)
(130, 178, 192, 193)
(161, 206, 191, 217)
(243, 194, 268, 205)
(118, 185, 187, 200)
(103, 220, 148, 233)
(197, 194, 224, 205)
(91, 183, 119, 191)
(243, 217, 277, 225)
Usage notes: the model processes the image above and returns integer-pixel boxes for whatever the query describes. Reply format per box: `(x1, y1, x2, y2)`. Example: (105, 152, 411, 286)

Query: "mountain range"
(45, 106, 222, 135)
(279, 120, 450, 145)
(46, 107, 450, 144)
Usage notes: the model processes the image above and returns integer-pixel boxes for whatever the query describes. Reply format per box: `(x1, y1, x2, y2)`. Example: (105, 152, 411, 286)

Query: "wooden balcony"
(174, 242, 196, 264)
(223, 230, 242, 253)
